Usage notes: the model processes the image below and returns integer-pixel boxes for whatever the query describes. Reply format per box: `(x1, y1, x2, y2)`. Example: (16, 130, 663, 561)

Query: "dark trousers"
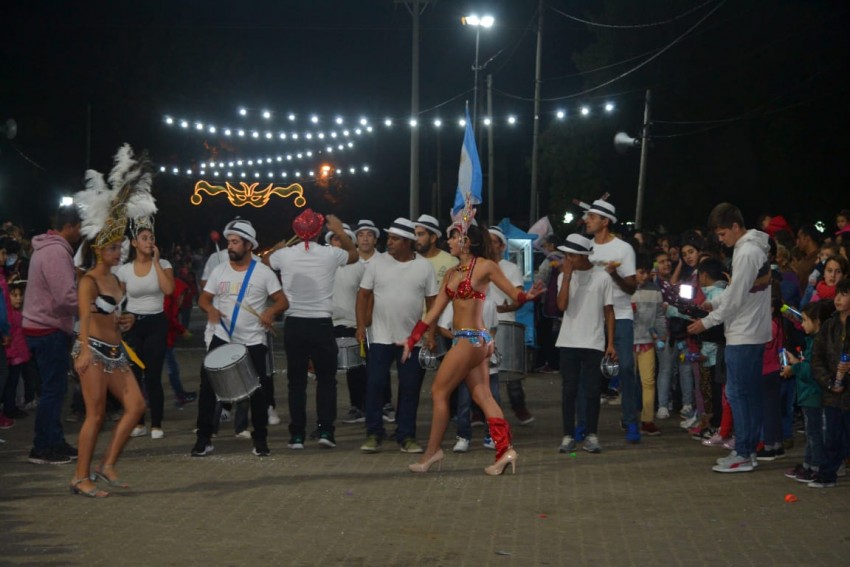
(334, 325, 367, 410)
(821, 406, 850, 482)
(125, 312, 168, 428)
(27, 331, 71, 451)
(762, 370, 783, 447)
(560, 348, 603, 436)
(196, 335, 269, 442)
(366, 343, 425, 443)
(284, 317, 338, 437)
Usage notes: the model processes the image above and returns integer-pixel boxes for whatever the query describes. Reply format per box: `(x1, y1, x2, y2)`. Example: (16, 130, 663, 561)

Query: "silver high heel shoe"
(484, 448, 517, 476)
(408, 449, 444, 473)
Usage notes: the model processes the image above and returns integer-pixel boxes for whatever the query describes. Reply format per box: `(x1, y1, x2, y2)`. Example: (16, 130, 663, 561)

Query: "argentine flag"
(452, 108, 483, 214)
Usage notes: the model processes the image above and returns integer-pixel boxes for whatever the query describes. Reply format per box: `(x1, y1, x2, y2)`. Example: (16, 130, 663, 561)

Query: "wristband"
(406, 320, 429, 351)
(516, 291, 531, 306)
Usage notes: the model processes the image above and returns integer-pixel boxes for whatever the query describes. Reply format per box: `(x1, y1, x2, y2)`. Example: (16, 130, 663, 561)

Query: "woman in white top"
(116, 227, 174, 439)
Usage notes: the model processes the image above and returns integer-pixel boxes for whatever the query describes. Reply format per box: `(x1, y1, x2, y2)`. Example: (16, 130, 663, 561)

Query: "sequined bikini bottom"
(452, 329, 493, 347)
(72, 337, 130, 373)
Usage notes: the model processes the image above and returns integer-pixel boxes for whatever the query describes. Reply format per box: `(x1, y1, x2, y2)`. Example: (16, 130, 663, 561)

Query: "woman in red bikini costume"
(402, 222, 542, 475)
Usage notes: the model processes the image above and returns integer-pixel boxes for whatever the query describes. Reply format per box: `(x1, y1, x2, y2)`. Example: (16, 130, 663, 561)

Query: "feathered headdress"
(75, 144, 157, 248)
(449, 191, 477, 241)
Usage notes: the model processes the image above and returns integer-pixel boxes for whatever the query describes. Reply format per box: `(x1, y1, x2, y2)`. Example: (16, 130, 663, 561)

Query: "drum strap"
(222, 259, 257, 338)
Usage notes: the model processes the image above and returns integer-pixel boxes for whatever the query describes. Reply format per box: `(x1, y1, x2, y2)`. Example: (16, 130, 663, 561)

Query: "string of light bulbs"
(158, 162, 371, 180)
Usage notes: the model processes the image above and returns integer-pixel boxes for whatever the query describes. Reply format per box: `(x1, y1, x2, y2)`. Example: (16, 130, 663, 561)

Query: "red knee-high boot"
(487, 417, 512, 460)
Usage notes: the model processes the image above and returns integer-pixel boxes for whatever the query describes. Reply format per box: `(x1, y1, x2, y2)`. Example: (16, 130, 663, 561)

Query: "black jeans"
(196, 335, 269, 442)
(334, 325, 367, 410)
(560, 348, 603, 436)
(284, 317, 338, 437)
(125, 312, 168, 428)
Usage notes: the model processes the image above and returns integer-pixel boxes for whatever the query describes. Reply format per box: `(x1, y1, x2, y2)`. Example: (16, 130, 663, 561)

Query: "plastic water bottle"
(650, 327, 665, 351)
(779, 348, 789, 367)
(832, 353, 850, 391)
(780, 304, 803, 324)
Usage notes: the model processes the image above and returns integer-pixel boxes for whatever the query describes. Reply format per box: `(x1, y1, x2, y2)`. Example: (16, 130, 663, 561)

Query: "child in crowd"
(555, 234, 615, 454)
(5, 280, 34, 416)
(631, 254, 666, 436)
(691, 258, 727, 440)
(809, 255, 848, 304)
(651, 250, 676, 419)
(810, 277, 850, 488)
(0, 273, 10, 434)
(802, 244, 841, 307)
(782, 300, 834, 482)
(757, 283, 786, 460)
(440, 298, 501, 453)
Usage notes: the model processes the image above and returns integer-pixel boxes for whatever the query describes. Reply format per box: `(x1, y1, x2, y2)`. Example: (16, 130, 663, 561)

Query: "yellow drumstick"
(360, 340, 366, 358)
(236, 302, 280, 337)
(122, 341, 146, 369)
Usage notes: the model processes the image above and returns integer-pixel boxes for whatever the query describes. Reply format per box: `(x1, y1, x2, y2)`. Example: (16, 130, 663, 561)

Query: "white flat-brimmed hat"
(325, 223, 355, 244)
(355, 219, 380, 238)
(586, 199, 617, 224)
(223, 219, 258, 249)
(413, 214, 442, 238)
(488, 226, 507, 247)
(557, 233, 593, 255)
(384, 218, 417, 241)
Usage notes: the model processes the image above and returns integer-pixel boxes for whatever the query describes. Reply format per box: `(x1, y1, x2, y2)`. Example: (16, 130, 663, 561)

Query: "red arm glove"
(406, 320, 429, 351)
(516, 291, 531, 306)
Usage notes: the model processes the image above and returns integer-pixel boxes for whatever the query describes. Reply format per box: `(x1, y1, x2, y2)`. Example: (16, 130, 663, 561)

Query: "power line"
(548, 0, 719, 30)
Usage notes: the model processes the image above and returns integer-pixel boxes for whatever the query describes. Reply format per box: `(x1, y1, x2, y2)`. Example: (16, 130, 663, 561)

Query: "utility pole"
(634, 89, 651, 230)
(486, 74, 495, 226)
(435, 126, 442, 216)
(529, 0, 544, 226)
(397, 0, 430, 218)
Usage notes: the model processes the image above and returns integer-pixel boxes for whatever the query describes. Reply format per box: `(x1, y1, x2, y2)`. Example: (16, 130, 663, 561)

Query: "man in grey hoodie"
(689, 203, 772, 473)
(23, 206, 82, 465)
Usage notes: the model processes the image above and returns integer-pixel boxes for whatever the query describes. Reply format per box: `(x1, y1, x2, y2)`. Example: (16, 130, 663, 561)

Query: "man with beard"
(413, 214, 458, 287)
(192, 220, 288, 457)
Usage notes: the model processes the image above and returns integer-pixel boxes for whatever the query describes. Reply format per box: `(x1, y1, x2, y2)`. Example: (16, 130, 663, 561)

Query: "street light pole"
(472, 27, 481, 134)
(529, 0, 544, 226)
(634, 89, 651, 230)
(486, 74, 495, 226)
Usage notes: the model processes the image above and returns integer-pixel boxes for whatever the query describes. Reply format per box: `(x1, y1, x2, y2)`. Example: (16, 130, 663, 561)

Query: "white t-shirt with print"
(116, 259, 172, 315)
(489, 259, 524, 323)
(555, 269, 613, 351)
(588, 237, 636, 320)
(204, 260, 282, 346)
(360, 253, 438, 345)
(269, 244, 349, 318)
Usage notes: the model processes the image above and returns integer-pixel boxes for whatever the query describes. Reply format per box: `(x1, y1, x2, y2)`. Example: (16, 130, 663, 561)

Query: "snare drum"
(337, 337, 365, 370)
(495, 321, 526, 380)
(204, 343, 260, 402)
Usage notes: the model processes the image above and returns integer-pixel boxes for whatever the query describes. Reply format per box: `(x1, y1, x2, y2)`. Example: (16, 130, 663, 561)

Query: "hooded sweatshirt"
(702, 229, 772, 346)
(22, 231, 78, 335)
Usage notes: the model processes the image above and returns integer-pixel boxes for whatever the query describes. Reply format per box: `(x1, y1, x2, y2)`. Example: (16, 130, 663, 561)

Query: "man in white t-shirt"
(192, 220, 288, 458)
(327, 223, 368, 424)
(585, 199, 640, 444)
(355, 218, 438, 453)
(413, 214, 458, 288)
(266, 210, 358, 449)
(488, 226, 535, 425)
(554, 234, 616, 454)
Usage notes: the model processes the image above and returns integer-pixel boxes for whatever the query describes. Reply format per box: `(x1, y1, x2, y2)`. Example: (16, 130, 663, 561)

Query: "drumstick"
(236, 302, 279, 337)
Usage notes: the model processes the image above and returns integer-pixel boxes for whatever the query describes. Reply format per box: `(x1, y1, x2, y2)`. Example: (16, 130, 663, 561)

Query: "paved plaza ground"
(2, 318, 849, 566)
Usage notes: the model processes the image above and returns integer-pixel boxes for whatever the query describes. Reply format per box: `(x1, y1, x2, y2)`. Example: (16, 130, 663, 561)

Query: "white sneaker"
(655, 407, 670, 420)
(452, 437, 470, 453)
(150, 428, 165, 439)
(712, 451, 754, 473)
(267, 406, 281, 425)
(559, 436, 577, 453)
(679, 414, 699, 429)
(235, 430, 252, 439)
(130, 425, 148, 438)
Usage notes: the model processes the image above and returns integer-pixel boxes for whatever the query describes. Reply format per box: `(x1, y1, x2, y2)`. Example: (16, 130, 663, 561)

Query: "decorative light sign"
(191, 180, 307, 208)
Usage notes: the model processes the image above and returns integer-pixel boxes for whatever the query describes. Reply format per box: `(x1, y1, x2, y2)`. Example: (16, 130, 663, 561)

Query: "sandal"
(93, 464, 130, 488)
(70, 478, 109, 498)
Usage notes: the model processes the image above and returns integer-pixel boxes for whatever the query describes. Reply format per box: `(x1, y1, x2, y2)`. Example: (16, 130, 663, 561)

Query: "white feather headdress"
(75, 144, 157, 247)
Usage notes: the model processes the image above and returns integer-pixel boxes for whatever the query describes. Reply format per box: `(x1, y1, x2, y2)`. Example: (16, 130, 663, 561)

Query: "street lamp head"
(462, 14, 494, 27)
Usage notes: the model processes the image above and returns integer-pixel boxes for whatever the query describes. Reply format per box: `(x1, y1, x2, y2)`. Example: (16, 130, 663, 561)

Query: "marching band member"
(402, 215, 542, 475)
(328, 223, 369, 424)
(266, 210, 357, 449)
(356, 218, 438, 454)
(192, 220, 288, 457)
(413, 214, 458, 287)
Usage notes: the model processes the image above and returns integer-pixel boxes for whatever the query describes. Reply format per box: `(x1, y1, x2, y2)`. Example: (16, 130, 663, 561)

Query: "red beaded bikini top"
(445, 256, 486, 301)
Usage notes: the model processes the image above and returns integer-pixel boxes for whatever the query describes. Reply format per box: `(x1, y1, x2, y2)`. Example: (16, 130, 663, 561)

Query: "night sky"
(1, 0, 848, 245)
